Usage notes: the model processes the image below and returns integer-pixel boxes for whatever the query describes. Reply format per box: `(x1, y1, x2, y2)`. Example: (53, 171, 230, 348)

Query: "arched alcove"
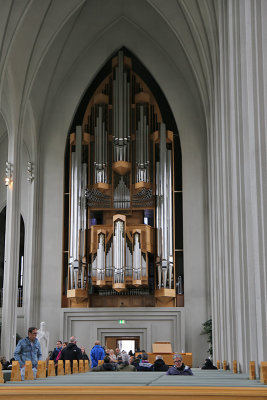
(62, 48, 183, 309)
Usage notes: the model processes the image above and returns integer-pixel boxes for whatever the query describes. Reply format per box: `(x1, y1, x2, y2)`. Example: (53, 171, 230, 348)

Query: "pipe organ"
(65, 50, 180, 308)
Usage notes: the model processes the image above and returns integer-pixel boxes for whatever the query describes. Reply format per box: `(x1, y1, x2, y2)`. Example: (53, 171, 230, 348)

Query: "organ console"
(65, 50, 179, 308)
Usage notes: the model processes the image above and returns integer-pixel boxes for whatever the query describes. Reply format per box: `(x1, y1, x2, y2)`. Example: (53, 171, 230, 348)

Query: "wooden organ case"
(63, 50, 182, 308)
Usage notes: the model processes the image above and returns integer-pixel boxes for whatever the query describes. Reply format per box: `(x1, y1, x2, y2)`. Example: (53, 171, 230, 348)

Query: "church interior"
(0, 1, 267, 396)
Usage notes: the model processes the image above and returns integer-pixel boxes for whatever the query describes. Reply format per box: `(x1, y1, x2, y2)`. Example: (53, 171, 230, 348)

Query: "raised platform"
(1, 370, 266, 399)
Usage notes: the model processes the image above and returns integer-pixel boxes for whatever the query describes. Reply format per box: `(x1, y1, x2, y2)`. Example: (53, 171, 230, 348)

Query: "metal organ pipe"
(113, 220, 125, 283)
(94, 105, 107, 184)
(160, 123, 168, 263)
(141, 253, 146, 277)
(155, 123, 173, 289)
(136, 105, 149, 183)
(156, 161, 162, 288)
(113, 51, 130, 162)
(97, 233, 105, 281)
(105, 242, 112, 278)
(133, 233, 141, 280)
(92, 255, 97, 277)
(69, 126, 86, 290)
(114, 177, 130, 208)
(167, 149, 173, 288)
(69, 152, 75, 261)
(126, 239, 132, 277)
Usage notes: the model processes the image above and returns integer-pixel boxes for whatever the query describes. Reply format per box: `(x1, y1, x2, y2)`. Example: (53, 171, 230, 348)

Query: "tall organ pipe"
(95, 105, 107, 183)
(113, 51, 130, 162)
(69, 126, 83, 289)
(160, 123, 168, 264)
(136, 105, 149, 182)
(155, 123, 173, 289)
(167, 150, 173, 288)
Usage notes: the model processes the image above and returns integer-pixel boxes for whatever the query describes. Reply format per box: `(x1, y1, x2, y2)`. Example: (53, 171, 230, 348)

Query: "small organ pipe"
(97, 233, 105, 281)
(133, 233, 141, 280)
(69, 264, 74, 289)
(141, 253, 146, 277)
(92, 255, 97, 277)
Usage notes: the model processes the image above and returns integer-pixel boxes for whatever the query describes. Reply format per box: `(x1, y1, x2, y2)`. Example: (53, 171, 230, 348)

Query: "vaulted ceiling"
(0, 0, 219, 150)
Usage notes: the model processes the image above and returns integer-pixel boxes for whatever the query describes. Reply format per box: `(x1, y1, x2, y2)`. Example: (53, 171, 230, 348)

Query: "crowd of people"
(0, 326, 216, 379)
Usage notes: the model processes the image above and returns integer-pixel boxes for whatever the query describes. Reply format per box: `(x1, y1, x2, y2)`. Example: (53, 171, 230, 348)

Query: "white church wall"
(61, 308, 185, 354)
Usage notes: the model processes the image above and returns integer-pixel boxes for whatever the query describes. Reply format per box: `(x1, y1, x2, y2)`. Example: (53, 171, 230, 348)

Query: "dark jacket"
(201, 359, 217, 370)
(118, 362, 136, 371)
(50, 347, 62, 363)
(90, 345, 105, 367)
(92, 362, 118, 371)
(81, 352, 89, 361)
(59, 342, 82, 367)
(153, 358, 169, 371)
(136, 360, 153, 371)
(166, 363, 193, 375)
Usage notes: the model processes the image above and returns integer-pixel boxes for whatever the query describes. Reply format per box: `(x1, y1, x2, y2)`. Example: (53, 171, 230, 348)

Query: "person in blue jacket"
(14, 327, 42, 380)
(90, 340, 105, 367)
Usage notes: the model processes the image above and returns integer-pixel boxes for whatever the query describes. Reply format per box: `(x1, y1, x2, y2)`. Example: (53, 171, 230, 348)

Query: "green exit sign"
(118, 320, 125, 324)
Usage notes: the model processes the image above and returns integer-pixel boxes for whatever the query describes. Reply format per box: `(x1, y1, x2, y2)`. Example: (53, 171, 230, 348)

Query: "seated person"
(153, 355, 169, 371)
(136, 352, 153, 371)
(166, 354, 193, 375)
(81, 346, 90, 362)
(201, 358, 217, 370)
(117, 353, 136, 371)
(109, 349, 117, 362)
(131, 355, 141, 369)
(91, 356, 118, 371)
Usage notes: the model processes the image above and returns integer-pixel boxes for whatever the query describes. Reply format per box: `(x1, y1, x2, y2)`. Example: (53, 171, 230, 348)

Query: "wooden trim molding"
(0, 386, 266, 400)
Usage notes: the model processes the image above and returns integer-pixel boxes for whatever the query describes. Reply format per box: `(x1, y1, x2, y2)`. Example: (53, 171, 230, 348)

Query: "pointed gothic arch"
(62, 48, 183, 308)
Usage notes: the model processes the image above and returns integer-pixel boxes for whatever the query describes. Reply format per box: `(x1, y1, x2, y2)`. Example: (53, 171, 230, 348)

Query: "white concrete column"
(210, 0, 267, 373)
(1, 132, 21, 359)
(22, 157, 40, 331)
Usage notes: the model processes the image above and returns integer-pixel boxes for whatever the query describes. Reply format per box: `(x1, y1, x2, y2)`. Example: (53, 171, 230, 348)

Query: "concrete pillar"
(210, 0, 267, 373)
(1, 132, 21, 359)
